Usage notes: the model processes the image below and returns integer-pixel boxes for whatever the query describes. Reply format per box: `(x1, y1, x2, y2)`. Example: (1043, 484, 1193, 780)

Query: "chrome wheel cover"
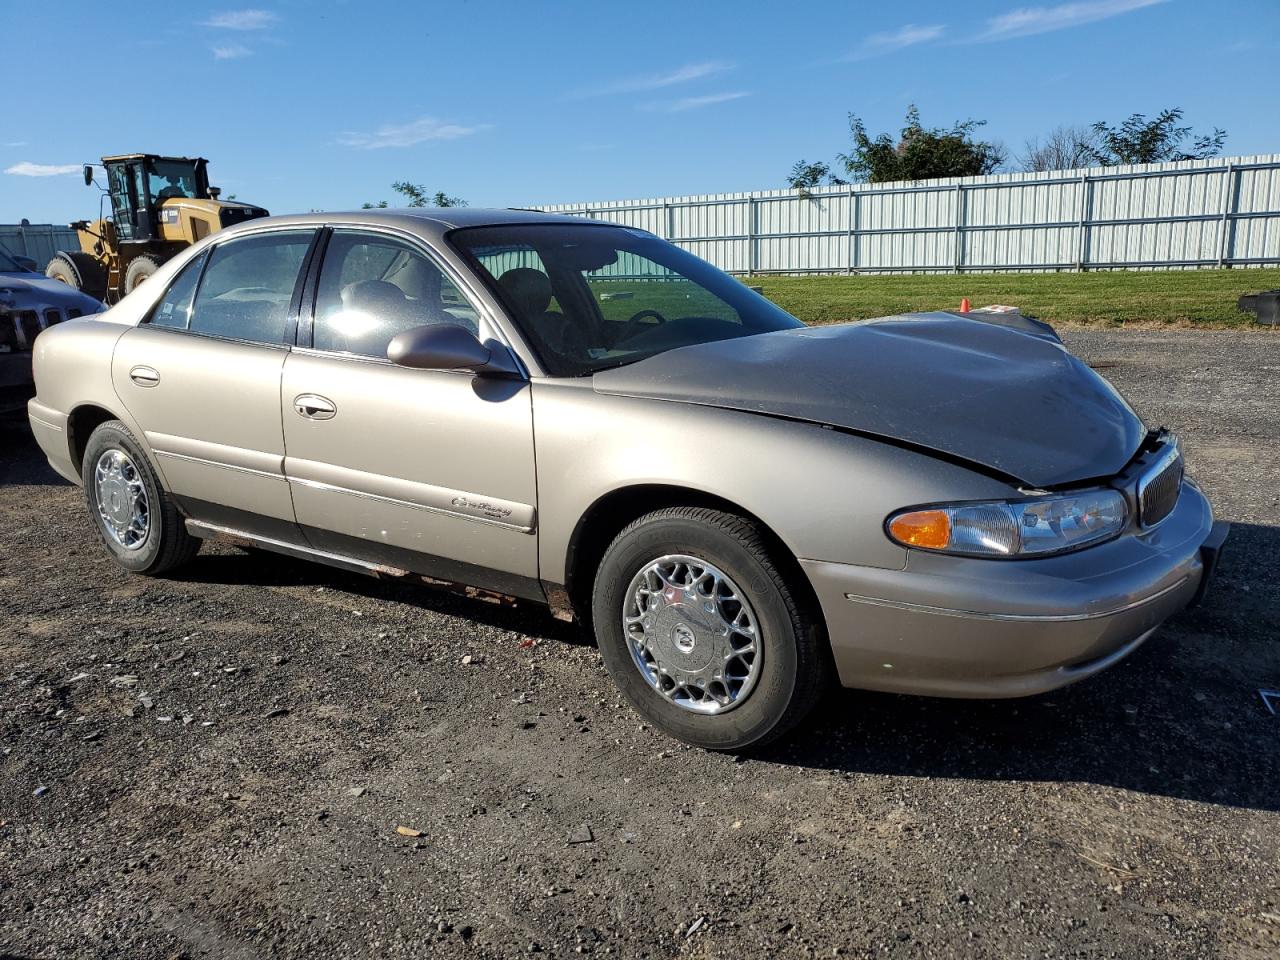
(622, 555, 761, 715)
(94, 449, 150, 551)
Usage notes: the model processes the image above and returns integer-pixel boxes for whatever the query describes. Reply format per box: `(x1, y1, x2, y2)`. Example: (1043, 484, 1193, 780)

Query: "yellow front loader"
(46, 154, 268, 303)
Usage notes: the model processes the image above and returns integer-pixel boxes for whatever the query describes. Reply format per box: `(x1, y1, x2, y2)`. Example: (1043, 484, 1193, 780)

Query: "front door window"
(310, 230, 482, 358)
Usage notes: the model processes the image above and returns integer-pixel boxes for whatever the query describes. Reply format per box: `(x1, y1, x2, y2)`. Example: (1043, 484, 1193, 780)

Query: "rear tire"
(592, 506, 828, 751)
(81, 420, 200, 575)
(46, 252, 108, 302)
(124, 255, 163, 295)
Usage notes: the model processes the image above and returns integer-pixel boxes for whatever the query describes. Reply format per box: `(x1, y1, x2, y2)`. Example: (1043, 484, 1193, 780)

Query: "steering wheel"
(614, 308, 669, 345)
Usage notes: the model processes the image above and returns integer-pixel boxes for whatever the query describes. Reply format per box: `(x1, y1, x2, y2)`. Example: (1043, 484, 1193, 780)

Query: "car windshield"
(0, 247, 24, 271)
(450, 224, 803, 376)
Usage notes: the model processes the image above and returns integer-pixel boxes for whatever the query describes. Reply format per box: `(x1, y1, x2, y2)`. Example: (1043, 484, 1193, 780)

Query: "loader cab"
(101, 154, 211, 244)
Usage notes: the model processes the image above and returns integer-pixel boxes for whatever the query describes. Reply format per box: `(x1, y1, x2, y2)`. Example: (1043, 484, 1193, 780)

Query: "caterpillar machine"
(46, 154, 268, 303)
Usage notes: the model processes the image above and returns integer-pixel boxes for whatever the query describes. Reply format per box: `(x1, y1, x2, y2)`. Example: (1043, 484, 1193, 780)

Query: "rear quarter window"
(145, 252, 207, 330)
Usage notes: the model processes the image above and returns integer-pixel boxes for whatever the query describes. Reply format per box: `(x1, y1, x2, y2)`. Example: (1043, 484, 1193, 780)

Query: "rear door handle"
(293, 394, 336, 420)
(129, 365, 160, 387)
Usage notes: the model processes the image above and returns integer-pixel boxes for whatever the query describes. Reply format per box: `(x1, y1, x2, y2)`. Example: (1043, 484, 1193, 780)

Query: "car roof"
(216, 207, 609, 242)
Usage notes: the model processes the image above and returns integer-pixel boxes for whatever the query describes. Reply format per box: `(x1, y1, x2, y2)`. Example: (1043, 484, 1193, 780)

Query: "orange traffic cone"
(959, 298, 970, 313)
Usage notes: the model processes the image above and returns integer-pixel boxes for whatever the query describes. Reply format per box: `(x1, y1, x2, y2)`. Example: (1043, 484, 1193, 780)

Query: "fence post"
(1076, 174, 1091, 271)
(953, 183, 965, 273)
(1216, 163, 1237, 268)
(662, 201, 673, 241)
(748, 197, 758, 275)
(848, 187, 858, 274)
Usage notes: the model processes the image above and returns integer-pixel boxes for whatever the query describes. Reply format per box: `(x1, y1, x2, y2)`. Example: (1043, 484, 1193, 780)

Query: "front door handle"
(293, 394, 336, 420)
(129, 365, 160, 387)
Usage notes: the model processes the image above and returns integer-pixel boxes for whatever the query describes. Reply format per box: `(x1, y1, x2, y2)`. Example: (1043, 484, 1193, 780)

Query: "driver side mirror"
(387, 323, 520, 377)
(83, 164, 94, 187)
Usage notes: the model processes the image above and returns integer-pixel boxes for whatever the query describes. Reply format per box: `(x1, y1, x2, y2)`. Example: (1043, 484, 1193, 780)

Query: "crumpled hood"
(593, 312, 1147, 488)
(0, 271, 104, 313)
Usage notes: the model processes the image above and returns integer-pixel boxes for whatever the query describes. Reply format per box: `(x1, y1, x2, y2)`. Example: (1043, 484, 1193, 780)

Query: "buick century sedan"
(26, 209, 1227, 749)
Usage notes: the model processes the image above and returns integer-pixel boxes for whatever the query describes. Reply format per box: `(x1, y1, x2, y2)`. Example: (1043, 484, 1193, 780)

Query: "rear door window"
(188, 231, 314, 345)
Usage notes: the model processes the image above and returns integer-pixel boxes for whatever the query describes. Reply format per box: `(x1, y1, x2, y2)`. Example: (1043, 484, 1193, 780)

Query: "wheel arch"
(67, 403, 131, 475)
(563, 483, 825, 636)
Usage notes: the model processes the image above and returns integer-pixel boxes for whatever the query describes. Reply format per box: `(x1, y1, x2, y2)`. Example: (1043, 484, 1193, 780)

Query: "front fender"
(530, 381, 1022, 585)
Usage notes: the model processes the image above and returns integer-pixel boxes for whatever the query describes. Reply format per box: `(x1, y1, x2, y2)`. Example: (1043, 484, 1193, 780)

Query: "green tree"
(1089, 108, 1225, 165)
(786, 159, 847, 195)
(362, 182, 467, 208)
(833, 105, 1005, 183)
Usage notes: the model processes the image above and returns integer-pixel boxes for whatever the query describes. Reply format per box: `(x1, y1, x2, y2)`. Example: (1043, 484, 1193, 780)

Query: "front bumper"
(802, 480, 1224, 698)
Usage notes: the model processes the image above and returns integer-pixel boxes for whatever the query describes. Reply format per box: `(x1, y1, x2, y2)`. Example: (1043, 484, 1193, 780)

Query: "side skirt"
(185, 519, 543, 610)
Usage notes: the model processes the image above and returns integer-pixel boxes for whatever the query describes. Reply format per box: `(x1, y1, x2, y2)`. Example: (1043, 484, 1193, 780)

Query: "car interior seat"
(497, 267, 577, 360)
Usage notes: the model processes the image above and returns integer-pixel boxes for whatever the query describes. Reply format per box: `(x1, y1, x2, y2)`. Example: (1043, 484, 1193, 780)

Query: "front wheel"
(124, 254, 163, 294)
(592, 507, 829, 750)
(81, 420, 200, 575)
(46, 252, 108, 301)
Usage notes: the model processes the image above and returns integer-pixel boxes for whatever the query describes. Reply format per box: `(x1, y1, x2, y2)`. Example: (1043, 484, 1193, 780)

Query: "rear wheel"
(124, 254, 163, 294)
(81, 420, 200, 575)
(46, 252, 108, 301)
(592, 506, 828, 750)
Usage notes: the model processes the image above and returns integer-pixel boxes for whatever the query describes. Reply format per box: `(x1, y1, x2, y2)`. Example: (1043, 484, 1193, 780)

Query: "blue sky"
(2, 0, 1277, 223)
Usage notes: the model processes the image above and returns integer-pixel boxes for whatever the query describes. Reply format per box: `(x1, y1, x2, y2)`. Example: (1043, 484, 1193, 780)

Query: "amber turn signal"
(888, 509, 951, 549)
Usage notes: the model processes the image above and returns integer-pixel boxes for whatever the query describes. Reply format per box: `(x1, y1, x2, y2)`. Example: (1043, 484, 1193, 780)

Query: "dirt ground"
(2, 327, 1278, 960)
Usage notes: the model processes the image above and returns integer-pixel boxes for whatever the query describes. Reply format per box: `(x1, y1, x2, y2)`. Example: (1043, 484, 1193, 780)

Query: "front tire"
(592, 507, 828, 750)
(81, 421, 199, 575)
(46, 252, 108, 301)
(124, 254, 163, 294)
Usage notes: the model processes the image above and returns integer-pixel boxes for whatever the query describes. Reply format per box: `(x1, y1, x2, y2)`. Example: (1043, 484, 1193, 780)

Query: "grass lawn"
(746, 269, 1280, 328)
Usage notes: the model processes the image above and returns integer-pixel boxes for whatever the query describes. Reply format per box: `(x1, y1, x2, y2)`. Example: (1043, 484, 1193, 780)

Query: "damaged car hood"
(593, 312, 1146, 488)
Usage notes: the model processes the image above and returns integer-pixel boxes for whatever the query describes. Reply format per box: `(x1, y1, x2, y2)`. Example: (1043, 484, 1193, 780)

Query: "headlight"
(887, 489, 1127, 558)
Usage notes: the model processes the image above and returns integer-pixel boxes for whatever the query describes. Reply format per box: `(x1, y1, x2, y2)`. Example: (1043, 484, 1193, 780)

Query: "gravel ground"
(1, 327, 1278, 960)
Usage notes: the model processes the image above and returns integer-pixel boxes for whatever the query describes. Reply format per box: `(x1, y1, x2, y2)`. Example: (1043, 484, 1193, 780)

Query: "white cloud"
(973, 0, 1166, 41)
(201, 9, 279, 30)
(846, 23, 945, 60)
(338, 117, 489, 150)
(5, 162, 83, 177)
(642, 91, 751, 113)
(573, 61, 734, 98)
(212, 44, 252, 59)
(3, 141, 28, 147)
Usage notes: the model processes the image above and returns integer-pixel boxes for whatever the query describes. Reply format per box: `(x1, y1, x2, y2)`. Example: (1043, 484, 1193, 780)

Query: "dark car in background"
(0, 245, 104, 413)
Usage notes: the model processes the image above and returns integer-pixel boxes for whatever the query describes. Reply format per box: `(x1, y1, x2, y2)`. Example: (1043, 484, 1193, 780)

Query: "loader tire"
(124, 255, 163, 295)
(46, 252, 108, 301)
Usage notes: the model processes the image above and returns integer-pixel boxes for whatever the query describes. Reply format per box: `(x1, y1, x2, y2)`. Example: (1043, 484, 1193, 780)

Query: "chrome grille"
(14, 310, 41, 350)
(1138, 446, 1183, 527)
(1, 308, 60, 351)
